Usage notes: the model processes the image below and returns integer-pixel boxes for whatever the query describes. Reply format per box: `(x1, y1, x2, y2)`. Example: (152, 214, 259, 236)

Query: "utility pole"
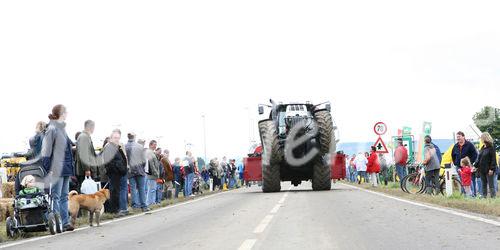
(202, 114, 207, 162)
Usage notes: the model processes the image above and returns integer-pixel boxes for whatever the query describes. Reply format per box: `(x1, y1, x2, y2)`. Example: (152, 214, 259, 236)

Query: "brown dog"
(69, 189, 110, 227)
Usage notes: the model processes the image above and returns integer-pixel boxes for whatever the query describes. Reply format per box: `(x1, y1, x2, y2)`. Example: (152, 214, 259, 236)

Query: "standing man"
(379, 154, 389, 186)
(146, 140, 161, 206)
(125, 133, 149, 212)
(452, 131, 478, 193)
(172, 158, 183, 198)
(161, 149, 174, 199)
(102, 129, 128, 215)
(209, 158, 220, 190)
(183, 151, 195, 197)
(349, 154, 357, 183)
(423, 136, 441, 195)
(220, 157, 228, 189)
(75, 120, 99, 192)
(155, 147, 165, 203)
(394, 138, 409, 184)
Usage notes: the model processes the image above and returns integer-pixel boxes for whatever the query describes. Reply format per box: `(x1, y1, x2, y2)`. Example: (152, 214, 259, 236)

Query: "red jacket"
(367, 152, 380, 173)
(394, 145, 408, 165)
(459, 166, 472, 186)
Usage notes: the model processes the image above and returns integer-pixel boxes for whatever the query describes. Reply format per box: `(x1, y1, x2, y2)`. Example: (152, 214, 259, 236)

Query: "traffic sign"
(402, 126, 412, 136)
(423, 122, 432, 135)
(373, 137, 389, 153)
(373, 122, 387, 136)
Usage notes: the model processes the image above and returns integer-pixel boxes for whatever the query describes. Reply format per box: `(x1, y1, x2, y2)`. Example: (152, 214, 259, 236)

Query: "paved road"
(3, 182, 500, 250)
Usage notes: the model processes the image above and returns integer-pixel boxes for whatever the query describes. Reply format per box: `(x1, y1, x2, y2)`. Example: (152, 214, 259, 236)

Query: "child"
(459, 157, 473, 197)
(16, 175, 43, 208)
(20, 175, 40, 195)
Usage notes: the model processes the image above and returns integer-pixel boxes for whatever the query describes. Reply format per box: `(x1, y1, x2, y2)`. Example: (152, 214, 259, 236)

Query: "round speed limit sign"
(374, 122, 387, 136)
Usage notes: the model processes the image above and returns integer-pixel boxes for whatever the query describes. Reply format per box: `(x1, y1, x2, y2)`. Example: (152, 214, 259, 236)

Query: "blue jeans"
(476, 177, 482, 197)
(221, 176, 226, 188)
(146, 179, 157, 206)
(156, 183, 163, 203)
(455, 166, 466, 194)
(350, 170, 358, 182)
(357, 171, 367, 183)
(174, 180, 182, 198)
(185, 173, 194, 196)
(51, 176, 70, 226)
(395, 164, 407, 183)
(471, 176, 477, 197)
(129, 175, 147, 209)
(119, 175, 128, 212)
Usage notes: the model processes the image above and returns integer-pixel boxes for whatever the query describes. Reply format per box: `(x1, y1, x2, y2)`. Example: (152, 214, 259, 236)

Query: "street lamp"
(202, 114, 207, 162)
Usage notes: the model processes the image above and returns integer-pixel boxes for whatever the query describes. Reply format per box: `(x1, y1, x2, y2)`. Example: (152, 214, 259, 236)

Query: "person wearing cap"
(424, 135, 442, 163)
(394, 138, 409, 183)
(423, 136, 441, 194)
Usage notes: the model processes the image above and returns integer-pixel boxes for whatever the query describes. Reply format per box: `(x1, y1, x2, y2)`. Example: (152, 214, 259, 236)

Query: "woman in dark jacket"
(102, 130, 128, 214)
(41, 104, 75, 231)
(475, 132, 497, 198)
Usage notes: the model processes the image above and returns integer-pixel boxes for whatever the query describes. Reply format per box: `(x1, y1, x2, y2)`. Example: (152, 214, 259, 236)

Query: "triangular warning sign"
(373, 137, 389, 153)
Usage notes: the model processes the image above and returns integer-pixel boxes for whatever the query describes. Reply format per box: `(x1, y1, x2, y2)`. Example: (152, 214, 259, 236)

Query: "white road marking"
(270, 204, 281, 214)
(278, 197, 286, 204)
(342, 183, 500, 227)
(253, 215, 274, 234)
(0, 191, 233, 249)
(238, 239, 257, 250)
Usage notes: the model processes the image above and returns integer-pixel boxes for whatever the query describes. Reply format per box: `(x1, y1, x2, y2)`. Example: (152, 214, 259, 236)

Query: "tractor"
(244, 99, 345, 192)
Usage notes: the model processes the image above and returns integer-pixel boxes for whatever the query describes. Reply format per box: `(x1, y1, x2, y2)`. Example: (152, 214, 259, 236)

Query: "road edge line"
(340, 183, 500, 227)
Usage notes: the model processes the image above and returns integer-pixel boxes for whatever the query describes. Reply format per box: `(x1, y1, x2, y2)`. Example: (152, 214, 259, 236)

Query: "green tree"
(473, 106, 500, 150)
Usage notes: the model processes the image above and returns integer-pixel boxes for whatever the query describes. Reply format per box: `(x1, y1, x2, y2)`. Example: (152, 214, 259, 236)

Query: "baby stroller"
(192, 173, 203, 195)
(6, 161, 63, 237)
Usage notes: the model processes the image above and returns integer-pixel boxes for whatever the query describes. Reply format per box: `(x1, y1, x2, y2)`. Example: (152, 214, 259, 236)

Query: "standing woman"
(475, 132, 497, 198)
(367, 146, 380, 187)
(102, 130, 128, 214)
(41, 104, 74, 232)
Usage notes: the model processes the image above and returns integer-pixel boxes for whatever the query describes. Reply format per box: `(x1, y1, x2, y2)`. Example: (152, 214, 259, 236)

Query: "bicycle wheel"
(400, 174, 409, 193)
(440, 178, 463, 196)
(403, 173, 425, 194)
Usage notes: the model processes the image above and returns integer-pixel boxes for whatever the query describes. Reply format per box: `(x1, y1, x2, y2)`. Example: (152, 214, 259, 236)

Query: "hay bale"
(2, 182, 15, 198)
(0, 198, 14, 221)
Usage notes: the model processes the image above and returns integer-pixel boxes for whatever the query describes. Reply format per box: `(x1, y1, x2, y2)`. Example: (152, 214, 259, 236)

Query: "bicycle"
(401, 166, 463, 196)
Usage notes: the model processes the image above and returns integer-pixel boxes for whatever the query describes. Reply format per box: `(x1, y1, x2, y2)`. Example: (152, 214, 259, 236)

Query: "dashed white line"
(278, 197, 286, 204)
(253, 214, 274, 234)
(238, 239, 257, 250)
(239, 186, 293, 250)
(270, 204, 281, 214)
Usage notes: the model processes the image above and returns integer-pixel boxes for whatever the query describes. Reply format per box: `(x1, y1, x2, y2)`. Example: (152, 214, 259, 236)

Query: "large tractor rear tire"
(314, 110, 336, 155)
(259, 120, 281, 192)
(312, 156, 331, 191)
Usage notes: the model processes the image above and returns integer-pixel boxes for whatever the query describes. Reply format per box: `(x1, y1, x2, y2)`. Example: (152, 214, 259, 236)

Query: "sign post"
(373, 122, 389, 154)
(444, 164, 453, 197)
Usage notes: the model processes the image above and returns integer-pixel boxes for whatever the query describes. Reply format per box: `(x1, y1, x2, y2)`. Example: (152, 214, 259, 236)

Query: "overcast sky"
(1, 0, 499, 159)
